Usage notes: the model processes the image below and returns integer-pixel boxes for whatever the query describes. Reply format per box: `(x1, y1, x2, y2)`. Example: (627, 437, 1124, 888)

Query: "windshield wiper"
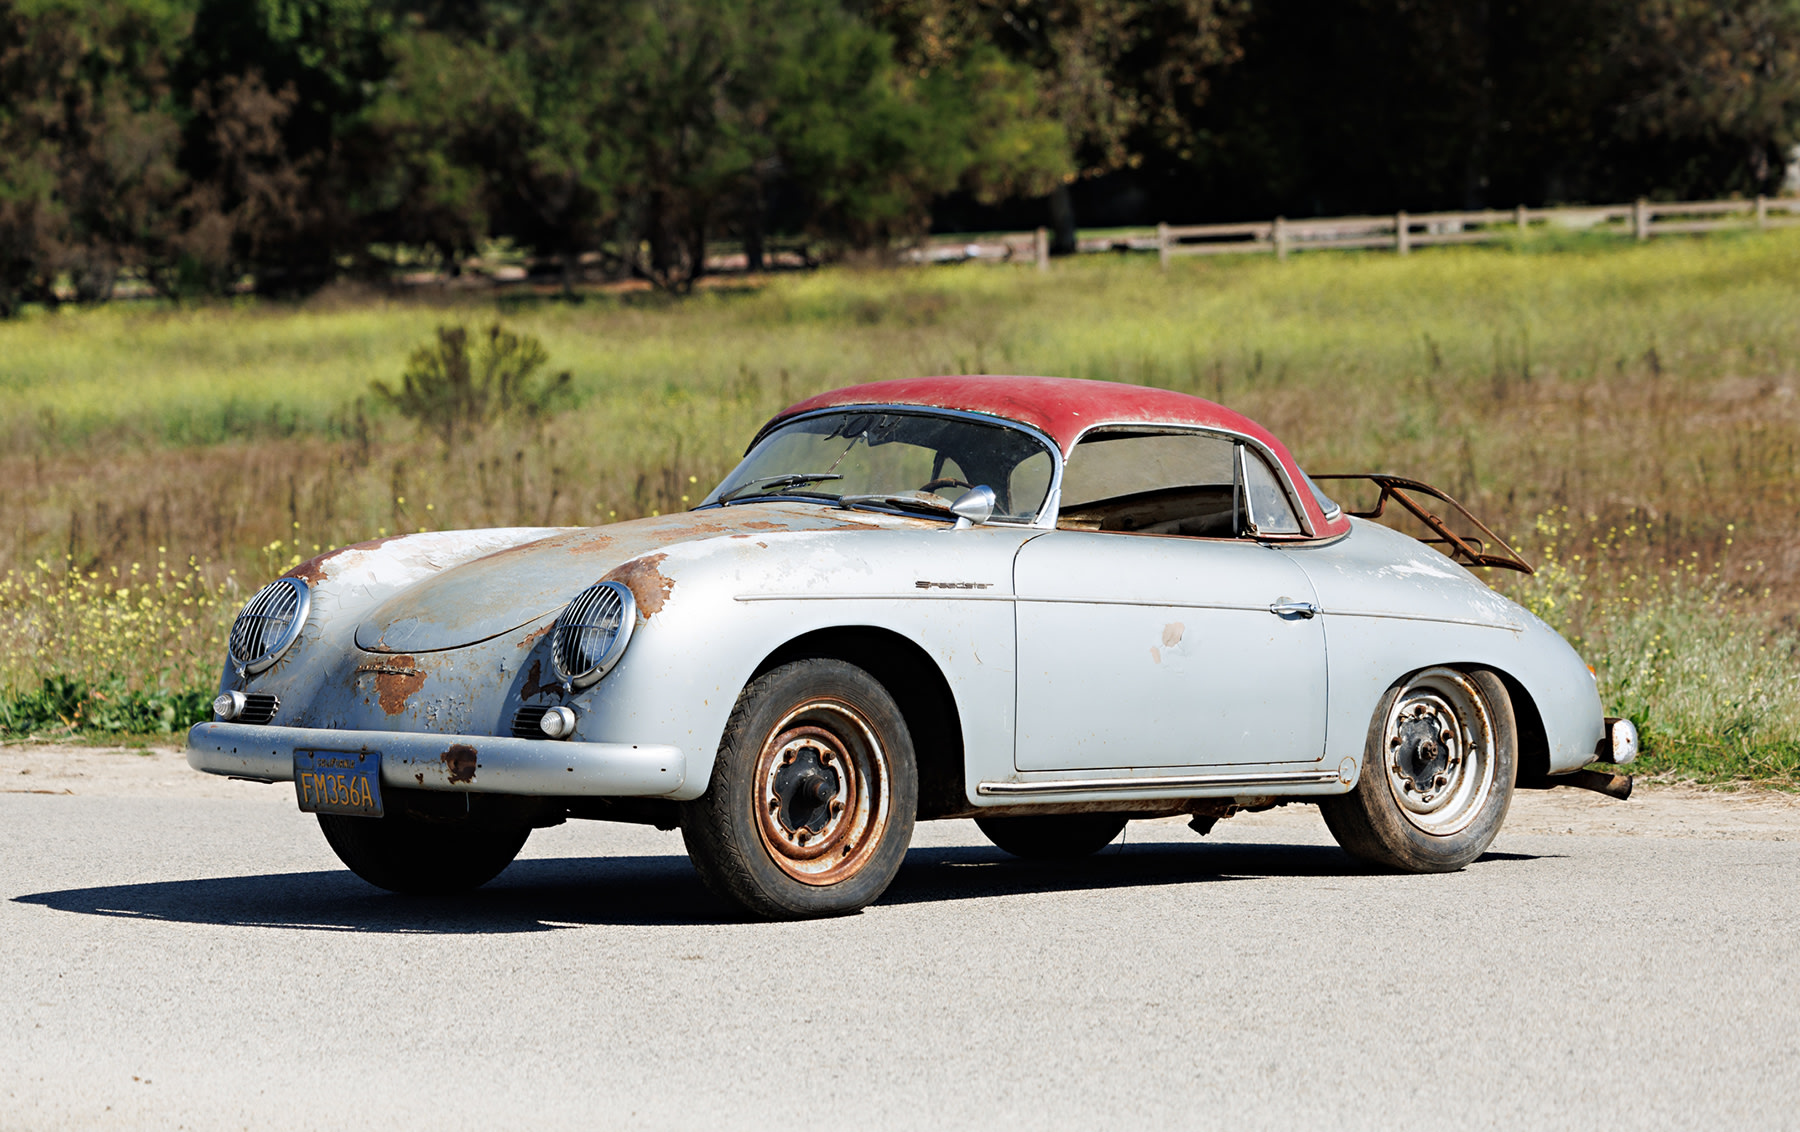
(836, 493, 958, 520)
(716, 473, 844, 504)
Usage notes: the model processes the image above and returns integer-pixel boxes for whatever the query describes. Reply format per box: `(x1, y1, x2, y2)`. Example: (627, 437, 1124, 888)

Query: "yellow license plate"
(294, 750, 383, 817)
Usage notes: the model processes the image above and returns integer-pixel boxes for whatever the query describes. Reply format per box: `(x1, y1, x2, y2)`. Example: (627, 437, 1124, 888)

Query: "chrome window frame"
(711, 404, 1067, 528)
(1054, 422, 1319, 540)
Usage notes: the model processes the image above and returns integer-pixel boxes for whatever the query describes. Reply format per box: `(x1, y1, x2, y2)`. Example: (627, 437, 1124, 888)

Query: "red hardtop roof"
(772, 375, 1347, 537)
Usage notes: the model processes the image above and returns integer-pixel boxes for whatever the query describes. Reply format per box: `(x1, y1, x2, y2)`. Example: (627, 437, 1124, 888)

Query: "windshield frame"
(702, 404, 1066, 527)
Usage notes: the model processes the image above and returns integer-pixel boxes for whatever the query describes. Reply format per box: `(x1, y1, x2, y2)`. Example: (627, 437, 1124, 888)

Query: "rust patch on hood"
(515, 622, 553, 649)
(358, 655, 427, 715)
(441, 744, 478, 785)
(604, 554, 675, 619)
(285, 534, 405, 586)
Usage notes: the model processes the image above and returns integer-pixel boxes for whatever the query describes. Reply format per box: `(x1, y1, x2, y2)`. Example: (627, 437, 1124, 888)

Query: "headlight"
(228, 577, 311, 677)
(551, 580, 637, 690)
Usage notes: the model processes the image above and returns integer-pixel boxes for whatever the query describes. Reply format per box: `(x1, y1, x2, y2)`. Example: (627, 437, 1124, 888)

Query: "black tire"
(975, 814, 1128, 860)
(317, 812, 530, 895)
(680, 658, 918, 919)
(1321, 666, 1517, 872)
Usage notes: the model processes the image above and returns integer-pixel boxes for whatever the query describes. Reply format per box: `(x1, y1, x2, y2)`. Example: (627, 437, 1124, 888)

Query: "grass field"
(2, 232, 1797, 778)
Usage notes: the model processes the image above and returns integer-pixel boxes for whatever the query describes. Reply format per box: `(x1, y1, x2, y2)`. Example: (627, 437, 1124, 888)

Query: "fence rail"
(909, 195, 1800, 270)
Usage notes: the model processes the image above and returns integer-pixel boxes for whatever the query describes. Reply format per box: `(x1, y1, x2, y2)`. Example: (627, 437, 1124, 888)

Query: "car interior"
(1054, 429, 1303, 537)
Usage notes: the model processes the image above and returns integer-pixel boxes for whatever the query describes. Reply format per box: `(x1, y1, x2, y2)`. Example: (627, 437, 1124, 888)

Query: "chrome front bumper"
(186, 722, 686, 797)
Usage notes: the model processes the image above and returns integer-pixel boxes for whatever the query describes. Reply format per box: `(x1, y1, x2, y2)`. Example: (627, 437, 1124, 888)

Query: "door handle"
(1268, 598, 1319, 619)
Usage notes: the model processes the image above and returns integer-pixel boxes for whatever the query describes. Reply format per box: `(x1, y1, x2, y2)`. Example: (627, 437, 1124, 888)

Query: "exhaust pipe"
(1550, 768, 1633, 800)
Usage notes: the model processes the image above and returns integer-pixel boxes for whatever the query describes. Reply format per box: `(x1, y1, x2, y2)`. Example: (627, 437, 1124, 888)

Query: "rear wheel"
(975, 814, 1128, 860)
(318, 812, 530, 895)
(1321, 666, 1516, 872)
(681, 659, 918, 919)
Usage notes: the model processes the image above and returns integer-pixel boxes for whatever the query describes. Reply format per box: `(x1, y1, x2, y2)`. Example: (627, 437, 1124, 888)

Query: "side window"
(1242, 449, 1303, 535)
(1057, 431, 1239, 537)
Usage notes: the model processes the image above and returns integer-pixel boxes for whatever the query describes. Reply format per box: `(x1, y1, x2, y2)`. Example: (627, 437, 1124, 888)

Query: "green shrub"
(372, 323, 572, 446)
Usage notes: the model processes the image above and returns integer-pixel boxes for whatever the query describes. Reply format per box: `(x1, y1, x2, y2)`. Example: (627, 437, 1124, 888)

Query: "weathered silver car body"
(189, 376, 1631, 911)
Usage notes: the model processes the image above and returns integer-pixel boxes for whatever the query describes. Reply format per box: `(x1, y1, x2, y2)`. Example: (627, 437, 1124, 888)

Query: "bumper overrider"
(186, 722, 686, 797)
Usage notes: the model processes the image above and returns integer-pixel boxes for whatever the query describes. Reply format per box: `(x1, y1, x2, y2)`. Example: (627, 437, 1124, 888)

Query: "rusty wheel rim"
(752, 698, 892, 886)
(1381, 667, 1497, 837)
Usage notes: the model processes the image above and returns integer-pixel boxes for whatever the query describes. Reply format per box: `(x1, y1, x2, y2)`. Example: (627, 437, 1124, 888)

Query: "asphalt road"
(3, 753, 1798, 1130)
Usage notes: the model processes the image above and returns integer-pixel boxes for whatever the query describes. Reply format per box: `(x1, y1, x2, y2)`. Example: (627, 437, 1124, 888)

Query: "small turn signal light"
(213, 691, 247, 721)
(539, 705, 578, 740)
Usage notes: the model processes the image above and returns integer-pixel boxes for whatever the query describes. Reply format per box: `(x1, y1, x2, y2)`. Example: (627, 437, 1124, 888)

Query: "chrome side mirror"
(950, 484, 996, 529)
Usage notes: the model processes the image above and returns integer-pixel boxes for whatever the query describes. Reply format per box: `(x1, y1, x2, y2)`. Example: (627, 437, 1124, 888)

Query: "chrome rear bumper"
(186, 722, 686, 797)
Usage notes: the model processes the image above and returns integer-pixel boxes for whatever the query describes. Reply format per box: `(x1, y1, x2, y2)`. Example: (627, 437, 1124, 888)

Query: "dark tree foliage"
(371, 0, 1067, 290)
(2, 0, 1799, 308)
(1164, 0, 1800, 220)
(0, 0, 188, 313)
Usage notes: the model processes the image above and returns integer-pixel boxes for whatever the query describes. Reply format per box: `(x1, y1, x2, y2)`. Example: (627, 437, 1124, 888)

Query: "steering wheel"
(918, 477, 974, 495)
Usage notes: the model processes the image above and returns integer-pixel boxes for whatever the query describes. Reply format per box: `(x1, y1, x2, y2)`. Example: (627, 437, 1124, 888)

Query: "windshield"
(703, 410, 1057, 522)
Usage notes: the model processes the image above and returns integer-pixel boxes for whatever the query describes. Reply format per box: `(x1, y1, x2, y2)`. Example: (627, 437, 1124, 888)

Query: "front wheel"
(681, 659, 918, 919)
(318, 812, 530, 894)
(1320, 666, 1516, 872)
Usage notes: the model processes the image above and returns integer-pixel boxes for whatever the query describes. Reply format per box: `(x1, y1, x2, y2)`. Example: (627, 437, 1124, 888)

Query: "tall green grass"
(2, 232, 1796, 773)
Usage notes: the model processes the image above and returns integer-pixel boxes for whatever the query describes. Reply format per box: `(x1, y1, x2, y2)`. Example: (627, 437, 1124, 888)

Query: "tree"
(373, 0, 1069, 292)
(0, 0, 191, 312)
(867, 0, 1246, 246)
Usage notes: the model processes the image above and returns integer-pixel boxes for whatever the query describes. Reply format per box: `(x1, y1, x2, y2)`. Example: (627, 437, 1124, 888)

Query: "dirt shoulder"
(4, 741, 1796, 838)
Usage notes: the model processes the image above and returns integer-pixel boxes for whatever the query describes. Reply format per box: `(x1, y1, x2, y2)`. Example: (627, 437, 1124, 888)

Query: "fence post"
(1157, 223, 1170, 271)
(1757, 195, 1768, 231)
(1634, 198, 1649, 241)
(1515, 203, 1527, 231)
(1035, 227, 1049, 272)
(1396, 211, 1410, 255)
(1273, 216, 1288, 261)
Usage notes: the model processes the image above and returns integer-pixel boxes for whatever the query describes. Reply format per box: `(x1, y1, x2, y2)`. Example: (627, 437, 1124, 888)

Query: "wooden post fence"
(913, 194, 1800, 270)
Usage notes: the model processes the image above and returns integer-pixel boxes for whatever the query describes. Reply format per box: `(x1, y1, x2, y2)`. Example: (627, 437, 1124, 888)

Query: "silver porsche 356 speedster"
(188, 375, 1637, 918)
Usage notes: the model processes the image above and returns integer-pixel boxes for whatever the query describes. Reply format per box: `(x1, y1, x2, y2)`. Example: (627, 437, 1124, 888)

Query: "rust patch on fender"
(603, 554, 675, 619)
(359, 655, 426, 715)
(520, 658, 556, 701)
(514, 622, 553, 649)
(740, 521, 787, 531)
(441, 744, 478, 785)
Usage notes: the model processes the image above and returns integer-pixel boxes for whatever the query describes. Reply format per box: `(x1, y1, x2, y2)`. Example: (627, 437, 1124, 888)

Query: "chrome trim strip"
(733, 592, 1513, 629)
(977, 769, 1342, 796)
(736, 592, 1016, 602)
(186, 722, 686, 797)
(1320, 608, 1521, 631)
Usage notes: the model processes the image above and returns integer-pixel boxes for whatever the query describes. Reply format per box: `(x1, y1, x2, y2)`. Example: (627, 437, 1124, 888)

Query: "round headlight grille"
(229, 577, 311, 676)
(551, 580, 637, 689)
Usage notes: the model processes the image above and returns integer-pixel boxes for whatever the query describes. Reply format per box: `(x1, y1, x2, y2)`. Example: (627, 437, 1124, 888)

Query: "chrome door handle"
(1268, 598, 1319, 619)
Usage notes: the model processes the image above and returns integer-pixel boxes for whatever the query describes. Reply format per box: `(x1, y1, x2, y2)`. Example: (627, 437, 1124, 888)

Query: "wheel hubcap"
(754, 700, 891, 885)
(1382, 668, 1496, 836)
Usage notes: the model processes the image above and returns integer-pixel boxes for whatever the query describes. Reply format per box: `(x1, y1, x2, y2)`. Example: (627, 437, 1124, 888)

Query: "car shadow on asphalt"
(10, 839, 1543, 933)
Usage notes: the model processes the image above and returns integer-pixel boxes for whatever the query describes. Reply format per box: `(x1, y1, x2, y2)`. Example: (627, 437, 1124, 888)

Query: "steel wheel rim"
(753, 698, 892, 886)
(1381, 668, 1496, 836)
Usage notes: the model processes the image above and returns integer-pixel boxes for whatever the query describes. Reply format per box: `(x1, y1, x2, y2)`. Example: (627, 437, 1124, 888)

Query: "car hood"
(353, 504, 894, 653)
